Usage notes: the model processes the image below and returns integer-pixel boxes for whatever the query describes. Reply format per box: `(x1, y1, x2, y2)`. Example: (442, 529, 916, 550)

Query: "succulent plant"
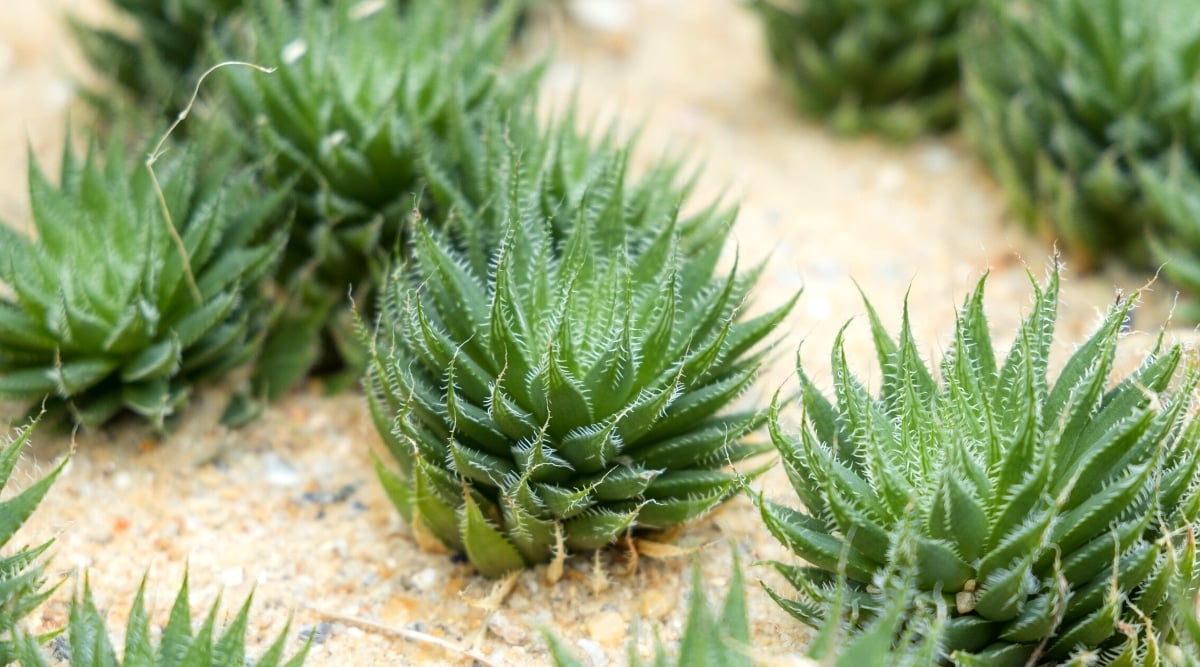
(212, 0, 540, 397)
(749, 0, 974, 141)
(0, 422, 64, 664)
(962, 0, 1200, 278)
(367, 155, 794, 577)
(0, 139, 285, 428)
(544, 551, 752, 667)
(760, 267, 1200, 664)
(12, 573, 309, 667)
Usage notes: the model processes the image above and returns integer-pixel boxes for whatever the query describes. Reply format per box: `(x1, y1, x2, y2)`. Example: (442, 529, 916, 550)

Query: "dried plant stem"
(305, 605, 499, 667)
(145, 61, 276, 305)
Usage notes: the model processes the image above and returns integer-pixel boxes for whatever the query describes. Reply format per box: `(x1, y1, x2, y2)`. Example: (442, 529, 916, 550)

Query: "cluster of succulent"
(749, 0, 976, 140)
(751, 0, 1200, 321)
(0, 423, 308, 666)
(0, 140, 284, 429)
(366, 135, 794, 574)
(205, 0, 541, 397)
(22, 0, 1200, 663)
(761, 267, 1200, 664)
(1, 0, 545, 429)
(963, 0, 1200, 303)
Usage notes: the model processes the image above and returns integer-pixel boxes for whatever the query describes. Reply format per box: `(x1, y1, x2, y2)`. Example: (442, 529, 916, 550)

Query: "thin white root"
(306, 606, 499, 667)
(144, 60, 276, 306)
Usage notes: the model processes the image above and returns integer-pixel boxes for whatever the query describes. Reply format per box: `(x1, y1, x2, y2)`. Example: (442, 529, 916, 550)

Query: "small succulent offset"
(0, 422, 63, 665)
(367, 160, 793, 577)
(0, 140, 284, 428)
(963, 0, 1200, 279)
(544, 552, 752, 667)
(214, 0, 539, 397)
(761, 268, 1200, 664)
(13, 574, 309, 667)
(749, 0, 974, 141)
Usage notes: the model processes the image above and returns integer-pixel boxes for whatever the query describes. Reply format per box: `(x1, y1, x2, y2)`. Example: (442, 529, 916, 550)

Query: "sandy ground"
(2, 1, 1194, 665)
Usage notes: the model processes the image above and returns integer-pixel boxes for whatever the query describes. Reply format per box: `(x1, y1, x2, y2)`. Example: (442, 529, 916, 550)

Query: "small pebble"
(301, 621, 334, 645)
(87, 527, 113, 545)
(575, 638, 608, 667)
(221, 567, 244, 587)
(487, 610, 528, 645)
(45, 79, 72, 110)
(587, 610, 625, 647)
(567, 0, 634, 33)
(640, 590, 671, 620)
(921, 145, 956, 173)
(263, 453, 302, 487)
(874, 164, 907, 193)
(50, 634, 71, 662)
(411, 567, 439, 592)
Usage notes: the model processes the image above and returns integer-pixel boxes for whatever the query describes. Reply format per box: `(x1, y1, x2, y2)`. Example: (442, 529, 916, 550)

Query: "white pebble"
(487, 611, 527, 645)
(567, 0, 634, 32)
(411, 567, 438, 592)
(222, 567, 245, 587)
(263, 453, 302, 487)
(921, 145, 956, 173)
(575, 638, 608, 666)
(46, 80, 73, 110)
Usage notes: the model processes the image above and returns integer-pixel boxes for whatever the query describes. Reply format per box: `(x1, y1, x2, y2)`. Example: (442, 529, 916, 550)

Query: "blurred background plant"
(206, 0, 540, 398)
(963, 0, 1200, 305)
(0, 138, 284, 428)
(749, 0, 976, 141)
